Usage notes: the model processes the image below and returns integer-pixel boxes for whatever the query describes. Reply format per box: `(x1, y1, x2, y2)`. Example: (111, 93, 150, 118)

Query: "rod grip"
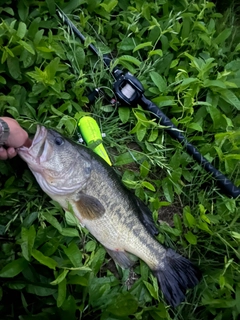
(140, 95, 240, 198)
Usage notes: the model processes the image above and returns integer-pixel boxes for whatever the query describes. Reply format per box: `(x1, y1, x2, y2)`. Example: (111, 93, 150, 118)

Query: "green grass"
(0, 0, 240, 319)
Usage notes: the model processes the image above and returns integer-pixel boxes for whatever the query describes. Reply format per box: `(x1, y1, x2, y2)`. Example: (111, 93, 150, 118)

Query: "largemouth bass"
(18, 126, 200, 307)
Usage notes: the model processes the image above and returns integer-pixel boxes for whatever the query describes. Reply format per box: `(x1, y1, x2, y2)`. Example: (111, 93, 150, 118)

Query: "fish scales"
(18, 126, 201, 307)
(72, 159, 160, 269)
(82, 158, 165, 268)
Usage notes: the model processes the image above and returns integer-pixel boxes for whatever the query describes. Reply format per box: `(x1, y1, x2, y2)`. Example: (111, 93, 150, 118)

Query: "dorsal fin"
(133, 196, 159, 236)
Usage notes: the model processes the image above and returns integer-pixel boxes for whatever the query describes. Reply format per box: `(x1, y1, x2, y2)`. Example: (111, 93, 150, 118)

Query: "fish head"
(18, 126, 92, 196)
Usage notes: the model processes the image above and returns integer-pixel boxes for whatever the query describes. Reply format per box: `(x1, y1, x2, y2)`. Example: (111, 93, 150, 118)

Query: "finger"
(24, 138, 32, 148)
(7, 147, 17, 159)
(0, 146, 8, 160)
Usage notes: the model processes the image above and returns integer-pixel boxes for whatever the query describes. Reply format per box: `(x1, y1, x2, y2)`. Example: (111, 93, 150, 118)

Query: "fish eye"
(54, 137, 64, 146)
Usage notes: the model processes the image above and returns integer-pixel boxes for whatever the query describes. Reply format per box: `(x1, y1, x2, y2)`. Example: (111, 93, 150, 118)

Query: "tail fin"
(153, 248, 201, 307)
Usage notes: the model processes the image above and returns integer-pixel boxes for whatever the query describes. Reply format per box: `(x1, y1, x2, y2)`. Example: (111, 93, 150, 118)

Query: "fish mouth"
(18, 125, 48, 170)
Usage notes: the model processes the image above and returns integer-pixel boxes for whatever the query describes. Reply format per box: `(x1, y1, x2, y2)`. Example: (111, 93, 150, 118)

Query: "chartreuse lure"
(78, 116, 112, 166)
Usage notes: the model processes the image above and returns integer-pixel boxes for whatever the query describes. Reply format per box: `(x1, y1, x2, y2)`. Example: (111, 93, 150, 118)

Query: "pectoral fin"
(105, 248, 137, 268)
(74, 193, 105, 220)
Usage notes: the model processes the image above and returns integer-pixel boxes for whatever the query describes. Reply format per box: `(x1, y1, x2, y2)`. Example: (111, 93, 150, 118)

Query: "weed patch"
(0, 1, 240, 319)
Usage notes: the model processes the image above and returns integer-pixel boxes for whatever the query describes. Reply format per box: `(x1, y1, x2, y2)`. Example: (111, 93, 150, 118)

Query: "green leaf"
(224, 154, 240, 160)
(18, 0, 29, 21)
(177, 77, 200, 89)
(46, 0, 56, 15)
(34, 29, 44, 45)
(140, 160, 151, 178)
(60, 228, 79, 237)
(160, 223, 182, 237)
(26, 284, 57, 297)
(187, 122, 203, 132)
(91, 247, 106, 275)
(185, 231, 197, 245)
(68, 275, 88, 286)
(7, 57, 22, 80)
(148, 49, 163, 57)
(21, 49, 35, 68)
(41, 240, 59, 257)
(85, 240, 96, 252)
(184, 210, 196, 227)
(57, 278, 67, 307)
(65, 211, 79, 227)
(214, 28, 232, 45)
(3, 7, 14, 16)
(117, 37, 135, 51)
(220, 90, 240, 110)
(74, 47, 85, 69)
(63, 242, 82, 268)
(197, 221, 212, 235)
(114, 150, 145, 166)
(118, 107, 130, 124)
(17, 21, 27, 39)
(181, 17, 191, 39)
(106, 292, 138, 316)
(199, 33, 211, 46)
(150, 72, 167, 93)
(114, 55, 142, 67)
(18, 40, 35, 55)
(148, 128, 158, 142)
(133, 41, 152, 52)
(8, 283, 25, 290)
(137, 125, 147, 141)
(219, 274, 225, 289)
(36, 46, 54, 53)
(201, 298, 235, 308)
(100, 0, 118, 13)
(231, 231, 240, 240)
(31, 249, 58, 270)
(206, 104, 223, 129)
(129, 279, 150, 304)
(50, 269, 69, 285)
(143, 281, 159, 300)
(45, 57, 60, 79)
(173, 214, 183, 232)
(42, 211, 62, 233)
(236, 284, 240, 313)
(203, 79, 226, 89)
(162, 178, 174, 202)
(140, 260, 149, 281)
(170, 59, 179, 69)
(141, 181, 156, 192)
(0, 76, 6, 84)
(21, 225, 36, 261)
(0, 258, 28, 278)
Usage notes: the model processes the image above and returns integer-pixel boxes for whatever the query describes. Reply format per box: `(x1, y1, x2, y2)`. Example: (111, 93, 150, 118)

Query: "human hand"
(0, 117, 31, 160)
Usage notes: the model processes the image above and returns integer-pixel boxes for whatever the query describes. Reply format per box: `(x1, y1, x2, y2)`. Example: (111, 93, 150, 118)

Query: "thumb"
(23, 138, 32, 148)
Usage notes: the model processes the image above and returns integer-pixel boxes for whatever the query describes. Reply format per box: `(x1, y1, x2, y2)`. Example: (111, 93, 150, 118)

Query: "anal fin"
(105, 248, 137, 269)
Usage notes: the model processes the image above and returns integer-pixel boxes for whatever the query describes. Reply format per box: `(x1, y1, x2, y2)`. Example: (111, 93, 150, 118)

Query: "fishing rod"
(56, 8, 240, 199)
